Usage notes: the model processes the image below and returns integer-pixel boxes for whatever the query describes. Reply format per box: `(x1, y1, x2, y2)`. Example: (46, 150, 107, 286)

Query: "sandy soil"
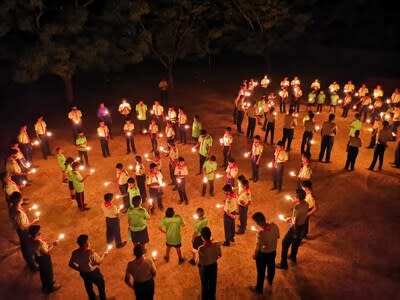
(0, 64, 399, 300)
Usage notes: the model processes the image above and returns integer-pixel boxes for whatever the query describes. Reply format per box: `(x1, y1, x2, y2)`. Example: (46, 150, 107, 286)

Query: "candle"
(142, 129, 148, 134)
(151, 250, 157, 259)
(104, 181, 110, 187)
(128, 165, 133, 170)
(33, 140, 40, 146)
(368, 105, 373, 110)
(30, 168, 37, 174)
(46, 131, 52, 137)
(26, 162, 31, 168)
(160, 146, 164, 152)
(150, 110, 154, 115)
(273, 112, 278, 116)
(353, 105, 357, 110)
(216, 204, 224, 208)
(126, 132, 131, 137)
(251, 225, 257, 232)
(367, 128, 373, 132)
(310, 140, 316, 145)
(149, 198, 153, 206)
(160, 182, 166, 187)
(219, 138, 223, 145)
(79, 165, 85, 171)
(166, 116, 169, 121)
(177, 178, 182, 184)
(107, 244, 113, 252)
(193, 214, 199, 220)
(278, 214, 286, 221)
(35, 211, 41, 218)
(338, 99, 343, 104)
(244, 91, 251, 97)
(191, 147, 196, 152)
(289, 171, 296, 177)
(215, 173, 222, 179)
(267, 162, 273, 168)
(158, 133, 163, 138)
(184, 125, 190, 129)
(315, 125, 320, 131)
(75, 156, 81, 161)
(366, 118, 371, 124)
(86, 146, 91, 151)
(285, 195, 292, 201)
(202, 177, 208, 184)
(119, 204, 124, 211)
(144, 153, 149, 158)
(244, 152, 250, 158)
(74, 120, 79, 124)
(116, 195, 121, 199)
(22, 180, 27, 186)
(90, 168, 95, 174)
(58, 233, 65, 240)
(355, 92, 359, 97)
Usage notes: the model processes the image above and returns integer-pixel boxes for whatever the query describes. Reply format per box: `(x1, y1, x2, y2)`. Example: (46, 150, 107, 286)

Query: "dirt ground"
(0, 62, 399, 300)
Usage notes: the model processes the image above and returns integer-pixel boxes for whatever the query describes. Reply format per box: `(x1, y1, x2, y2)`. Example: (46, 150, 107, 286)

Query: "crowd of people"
(3, 76, 400, 299)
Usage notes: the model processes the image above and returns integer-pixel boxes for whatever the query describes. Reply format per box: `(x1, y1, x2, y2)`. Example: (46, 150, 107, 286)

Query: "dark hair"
(226, 127, 232, 131)
(277, 140, 284, 147)
(354, 130, 360, 137)
(28, 225, 41, 237)
(65, 157, 74, 165)
(150, 163, 157, 169)
(237, 175, 246, 182)
(210, 155, 216, 161)
(301, 180, 312, 190)
(201, 227, 211, 241)
(77, 234, 89, 247)
(252, 212, 266, 225)
(104, 193, 113, 202)
(328, 113, 335, 121)
(228, 157, 235, 163)
(383, 120, 389, 127)
(308, 112, 315, 119)
(196, 207, 205, 218)
(200, 129, 207, 135)
(223, 184, 232, 193)
(135, 155, 142, 162)
(302, 152, 311, 160)
(9, 191, 22, 205)
(178, 156, 184, 162)
(71, 161, 80, 170)
(254, 135, 261, 140)
(134, 244, 144, 258)
(115, 163, 123, 169)
(132, 196, 142, 207)
(165, 207, 175, 218)
(127, 177, 136, 184)
(296, 189, 306, 201)
(289, 108, 294, 114)
(241, 179, 249, 188)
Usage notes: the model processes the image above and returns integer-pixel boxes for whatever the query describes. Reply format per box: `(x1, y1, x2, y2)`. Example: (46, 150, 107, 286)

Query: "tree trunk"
(62, 74, 74, 103)
(167, 64, 174, 89)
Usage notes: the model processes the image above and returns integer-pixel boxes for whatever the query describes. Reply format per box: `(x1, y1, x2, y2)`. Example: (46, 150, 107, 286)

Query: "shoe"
(235, 231, 244, 235)
(230, 238, 235, 243)
(48, 283, 62, 294)
(276, 263, 288, 270)
(368, 168, 373, 171)
(178, 257, 185, 264)
(222, 241, 230, 247)
(270, 187, 276, 190)
(80, 207, 90, 211)
(164, 256, 169, 262)
(116, 241, 127, 248)
(248, 286, 263, 295)
(253, 179, 258, 183)
(289, 256, 297, 264)
(189, 258, 196, 265)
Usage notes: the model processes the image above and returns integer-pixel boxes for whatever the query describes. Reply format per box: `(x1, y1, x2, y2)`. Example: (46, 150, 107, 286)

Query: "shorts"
(166, 243, 181, 248)
(131, 227, 149, 244)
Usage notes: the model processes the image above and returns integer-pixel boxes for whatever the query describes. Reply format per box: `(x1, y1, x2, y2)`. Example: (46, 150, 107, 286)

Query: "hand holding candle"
(193, 214, 199, 220)
(29, 204, 38, 211)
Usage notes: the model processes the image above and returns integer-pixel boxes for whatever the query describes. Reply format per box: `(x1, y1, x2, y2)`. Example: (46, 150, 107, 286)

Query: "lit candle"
(126, 132, 131, 137)
(166, 116, 169, 121)
(144, 153, 149, 158)
(184, 125, 190, 129)
(285, 195, 292, 201)
(216, 203, 223, 208)
(244, 152, 250, 158)
(366, 118, 371, 124)
(191, 147, 196, 152)
(367, 128, 373, 132)
(289, 171, 296, 177)
(75, 156, 81, 161)
(30, 168, 37, 174)
(160, 182, 166, 187)
(150, 110, 154, 115)
(368, 105, 373, 110)
(219, 138, 223, 145)
(353, 105, 357, 110)
(310, 140, 316, 145)
(315, 125, 320, 131)
(128, 165, 133, 170)
(244, 91, 251, 97)
(22, 180, 27, 186)
(74, 120, 79, 124)
(107, 244, 113, 252)
(386, 99, 391, 104)
(29, 204, 38, 211)
(160, 146, 164, 151)
(35, 211, 41, 218)
(119, 204, 124, 212)
(104, 181, 110, 187)
(149, 198, 153, 206)
(86, 146, 91, 151)
(79, 165, 85, 171)
(90, 168, 95, 174)
(33, 140, 40, 146)
(338, 99, 343, 104)
(193, 214, 199, 220)
(278, 214, 286, 221)
(151, 250, 158, 259)
(58, 233, 65, 241)
(177, 178, 182, 184)
(26, 162, 31, 168)
(158, 133, 163, 138)
(355, 92, 359, 97)
(46, 131, 52, 137)
(251, 225, 257, 232)
(202, 177, 208, 184)
(267, 162, 273, 168)
(116, 195, 121, 199)
(273, 112, 278, 116)
(215, 173, 222, 179)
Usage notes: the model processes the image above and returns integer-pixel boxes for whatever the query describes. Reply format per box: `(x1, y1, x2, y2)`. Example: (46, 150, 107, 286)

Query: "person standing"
(8, 192, 39, 271)
(178, 107, 188, 144)
(236, 95, 245, 133)
(152, 100, 164, 128)
(97, 103, 112, 138)
(166, 142, 179, 189)
(189, 208, 208, 265)
(6, 150, 26, 187)
(318, 113, 338, 163)
(250, 135, 263, 182)
(97, 121, 111, 158)
(174, 157, 189, 204)
(28, 225, 62, 294)
(167, 107, 178, 135)
(136, 99, 148, 133)
(246, 102, 257, 138)
(135, 156, 147, 202)
(102, 193, 127, 248)
(159, 207, 185, 263)
(116, 163, 130, 213)
(124, 118, 136, 154)
(146, 163, 164, 211)
(263, 107, 276, 144)
(68, 106, 83, 142)
(165, 121, 176, 144)
(301, 112, 315, 155)
(249, 212, 280, 295)
(349, 113, 362, 137)
(297, 152, 312, 188)
(236, 179, 251, 234)
(276, 189, 309, 269)
(34, 115, 52, 159)
(192, 115, 203, 143)
(196, 227, 221, 300)
(222, 184, 238, 247)
(64, 157, 76, 200)
(159, 78, 169, 108)
(202, 155, 217, 197)
(148, 119, 159, 153)
(195, 129, 213, 175)
(76, 131, 90, 166)
(310, 79, 320, 92)
(271, 141, 289, 192)
(118, 99, 132, 120)
(368, 121, 393, 171)
(124, 244, 156, 300)
(344, 130, 362, 171)
(4, 176, 22, 206)
(128, 196, 150, 251)
(68, 234, 108, 300)
(301, 181, 318, 239)
(17, 125, 33, 163)
(282, 108, 297, 152)
(359, 94, 372, 122)
(127, 178, 141, 207)
(221, 127, 233, 168)
(70, 162, 91, 211)
(329, 91, 339, 113)
(316, 90, 326, 113)
(56, 147, 67, 183)
(225, 158, 238, 187)
(342, 93, 352, 117)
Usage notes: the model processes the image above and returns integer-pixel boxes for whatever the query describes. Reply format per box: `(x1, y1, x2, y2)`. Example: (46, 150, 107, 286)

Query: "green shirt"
(159, 215, 184, 245)
(192, 120, 202, 138)
(203, 160, 217, 180)
(330, 94, 339, 105)
(193, 218, 208, 236)
(128, 187, 141, 207)
(71, 171, 84, 193)
(308, 92, 316, 103)
(198, 135, 213, 157)
(128, 207, 150, 232)
(65, 165, 73, 180)
(76, 136, 88, 151)
(317, 94, 326, 104)
(349, 119, 362, 137)
(256, 100, 265, 115)
(56, 153, 66, 171)
(136, 104, 148, 120)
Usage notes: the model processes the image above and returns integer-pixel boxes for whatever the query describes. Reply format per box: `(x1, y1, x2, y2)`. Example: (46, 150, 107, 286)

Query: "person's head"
(99, 120, 105, 126)
(209, 155, 216, 162)
(301, 180, 312, 192)
(28, 225, 41, 239)
(135, 155, 142, 163)
(228, 157, 235, 165)
(78, 130, 84, 136)
(9, 191, 22, 207)
(252, 212, 266, 226)
(65, 157, 74, 165)
(154, 100, 160, 105)
(354, 130, 360, 137)
(200, 129, 207, 136)
(196, 207, 205, 219)
(355, 113, 360, 120)
(223, 184, 233, 194)
(127, 177, 136, 186)
(133, 244, 144, 258)
(71, 161, 80, 170)
(72, 106, 77, 110)
(138, 99, 144, 104)
(320, 90, 324, 94)
(301, 152, 311, 163)
(194, 115, 199, 121)
(20, 124, 27, 131)
(154, 151, 160, 158)
(125, 118, 132, 124)
(115, 163, 123, 170)
(165, 207, 175, 218)
(77, 234, 89, 248)
(242, 179, 249, 189)
(237, 175, 246, 183)
(295, 189, 306, 202)
(308, 112, 315, 120)
(200, 226, 212, 241)
(37, 115, 43, 121)
(151, 119, 156, 125)
(104, 193, 113, 203)
(276, 140, 284, 149)
(99, 103, 105, 108)
(225, 127, 232, 133)
(383, 120, 389, 128)
(328, 113, 335, 121)
(253, 135, 261, 143)
(56, 147, 63, 154)
(132, 196, 142, 208)
(270, 106, 275, 112)
(150, 163, 157, 171)
(177, 157, 185, 166)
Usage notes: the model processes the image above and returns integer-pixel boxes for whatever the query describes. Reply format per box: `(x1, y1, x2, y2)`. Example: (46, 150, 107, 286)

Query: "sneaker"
(189, 258, 196, 265)
(178, 257, 185, 264)
(276, 263, 288, 270)
(222, 241, 230, 247)
(116, 241, 127, 248)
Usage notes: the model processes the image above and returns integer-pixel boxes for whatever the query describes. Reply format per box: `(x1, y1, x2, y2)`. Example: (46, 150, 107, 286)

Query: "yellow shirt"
(305, 192, 315, 209)
(252, 143, 263, 156)
(178, 112, 187, 124)
(152, 104, 164, 116)
(97, 126, 109, 138)
(224, 194, 238, 214)
(298, 165, 312, 180)
(117, 169, 129, 185)
(237, 189, 251, 206)
(165, 126, 175, 138)
(18, 132, 30, 144)
(149, 123, 159, 134)
(174, 165, 188, 178)
(68, 110, 82, 123)
(34, 121, 47, 135)
(274, 149, 288, 164)
(124, 123, 135, 133)
(225, 164, 238, 179)
(135, 163, 145, 176)
(168, 110, 177, 122)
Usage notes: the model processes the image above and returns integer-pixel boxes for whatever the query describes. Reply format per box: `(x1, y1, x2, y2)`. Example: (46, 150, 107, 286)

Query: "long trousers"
(202, 180, 214, 196)
(78, 150, 89, 166)
(282, 128, 294, 151)
(236, 111, 244, 133)
(319, 135, 334, 162)
(105, 217, 122, 246)
(251, 156, 260, 181)
(223, 213, 235, 244)
(199, 263, 217, 300)
(300, 131, 313, 154)
(134, 278, 155, 300)
(246, 117, 256, 137)
(136, 175, 147, 200)
(99, 138, 110, 157)
(223, 146, 231, 168)
(264, 122, 275, 144)
(177, 178, 188, 204)
(80, 268, 106, 300)
(179, 125, 187, 144)
(280, 226, 305, 267)
(344, 146, 359, 170)
(199, 155, 207, 174)
(17, 229, 38, 270)
(38, 135, 51, 159)
(238, 205, 248, 233)
(255, 251, 276, 292)
(369, 144, 386, 170)
(19, 143, 32, 162)
(272, 163, 284, 191)
(37, 254, 55, 292)
(149, 188, 163, 210)
(126, 136, 136, 153)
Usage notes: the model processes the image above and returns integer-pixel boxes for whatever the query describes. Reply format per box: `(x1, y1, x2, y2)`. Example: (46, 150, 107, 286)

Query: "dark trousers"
(316, 103, 323, 112)
(319, 135, 334, 162)
(199, 263, 217, 300)
(238, 205, 248, 233)
(342, 106, 350, 117)
(345, 146, 359, 170)
(179, 125, 187, 144)
(105, 217, 122, 246)
(233, 107, 237, 124)
(149, 188, 163, 209)
(177, 178, 189, 204)
(80, 268, 106, 300)
(101, 116, 112, 138)
(246, 117, 256, 137)
(359, 106, 369, 122)
(300, 131, 313, 154)
(126, 136, 136, 153)
(369, 144, 386, 170)
(202, 180, 215, 196)
(199, 154, 207, 174)
(119, 183, 129, 210)
(272, 163, 284, 191)
(223, 146, 231, 168)
(169, 163, 177, 186)
(264, 122, 275, 144)
(38, 134, 51, 159)
(256, 251, 276, 292)
(37, 254, 54, 292)
(303, 212, 312, 238)
(251, 156, 260, 181)
(154, 115, 163, 129)
(395, 141, 400, 167)
(75, 192, 85, 209)
(136, 175, 147, 200)
(279, 99, 286, 113)
(150, 135, 158, 152)
(99, 138, 110, 157)
(223, 213, 235, 244)
(17, 229, 38, 270)
(19, 143, 33, 162)
(236, 110, 244, 133)
(282, 128, 294, 151)
(78, 151, 89, 166)
(280, 226, 304, 267)
(134, 278, 155, 300)
(368, 130, 377, 148)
